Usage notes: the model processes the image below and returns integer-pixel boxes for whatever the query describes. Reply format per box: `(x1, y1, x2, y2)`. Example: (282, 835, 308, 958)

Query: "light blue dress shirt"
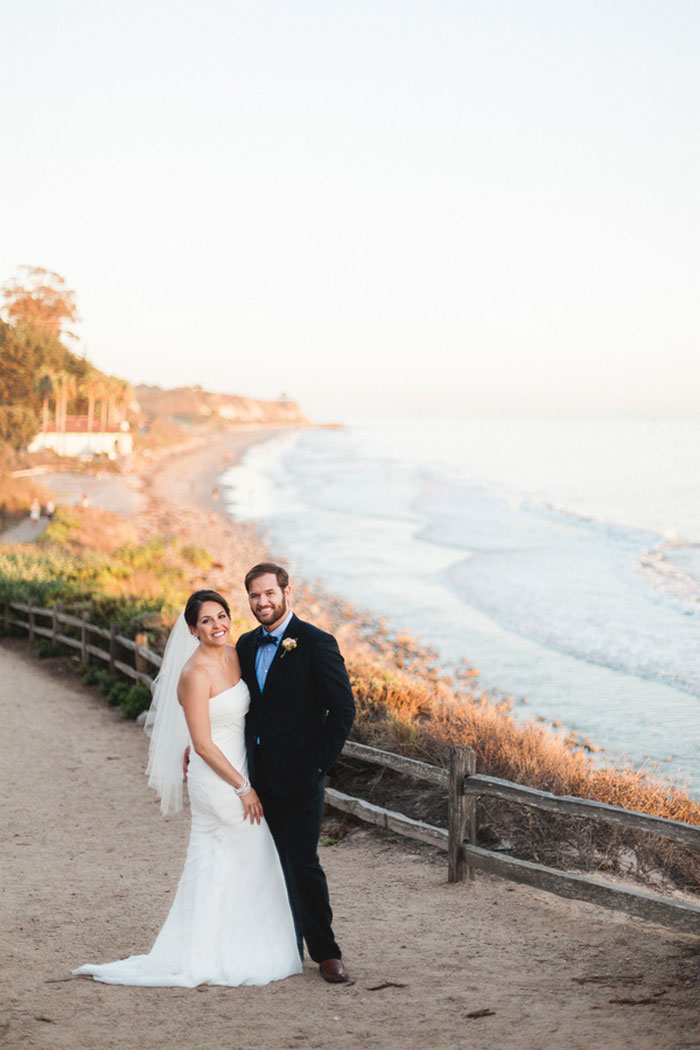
(254, 609, 294, 692)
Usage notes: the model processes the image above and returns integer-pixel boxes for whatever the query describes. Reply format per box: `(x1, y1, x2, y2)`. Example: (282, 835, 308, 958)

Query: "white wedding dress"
(73, 680, 302, 987)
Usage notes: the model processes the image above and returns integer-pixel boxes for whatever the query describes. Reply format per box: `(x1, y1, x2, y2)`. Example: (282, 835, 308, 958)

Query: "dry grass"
(333, 647, 700, 893)
(0, 473, 54, 516)
(40, 505, 138, 553)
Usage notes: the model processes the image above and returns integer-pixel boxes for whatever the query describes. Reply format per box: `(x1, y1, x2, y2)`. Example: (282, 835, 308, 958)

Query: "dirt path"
(0, 516, 47, 544)
(2, 641, 698, 1050)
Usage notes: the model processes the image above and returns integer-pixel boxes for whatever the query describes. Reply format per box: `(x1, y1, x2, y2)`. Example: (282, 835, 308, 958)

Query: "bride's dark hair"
(184, 590, 231, 628)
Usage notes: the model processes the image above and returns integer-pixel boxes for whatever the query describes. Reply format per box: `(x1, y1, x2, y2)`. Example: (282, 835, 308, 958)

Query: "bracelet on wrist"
(234, 776, 251, 796)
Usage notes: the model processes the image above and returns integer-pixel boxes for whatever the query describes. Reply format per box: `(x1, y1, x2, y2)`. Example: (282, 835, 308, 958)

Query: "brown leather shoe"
(319, 958, 348, 983)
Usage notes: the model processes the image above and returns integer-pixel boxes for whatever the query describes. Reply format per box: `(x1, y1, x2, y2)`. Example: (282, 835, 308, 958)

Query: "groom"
(237, 562, 356, 983)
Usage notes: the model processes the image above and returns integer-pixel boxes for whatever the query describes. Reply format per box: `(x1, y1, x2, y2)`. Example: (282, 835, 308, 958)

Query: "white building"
(28, 416, 133, 458)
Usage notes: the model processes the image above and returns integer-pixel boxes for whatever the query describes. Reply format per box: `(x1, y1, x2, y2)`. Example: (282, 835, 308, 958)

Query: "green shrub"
(36, 639, 65, 659)
(82, 665, 101, 686)
(180, 544, 214, 570)
(0, 405, 39, 450)
(93, 668, 113, 695)
(107, 680, 131, 707)
(41, 507, 81, 546)
(0, 622, 23, 637)
(81, 666, 152, 718)
(120, 682, 153, 720)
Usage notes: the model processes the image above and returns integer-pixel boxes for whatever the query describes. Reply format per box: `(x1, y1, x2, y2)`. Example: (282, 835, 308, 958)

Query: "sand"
(2, 429, 699, 1050)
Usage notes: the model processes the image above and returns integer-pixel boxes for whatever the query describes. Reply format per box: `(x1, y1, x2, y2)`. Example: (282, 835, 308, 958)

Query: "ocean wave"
(408, 473, 700, 697)
(223, 419, 700, 786)
(637, 540, 700, 606)
(445, 540, 700, 699)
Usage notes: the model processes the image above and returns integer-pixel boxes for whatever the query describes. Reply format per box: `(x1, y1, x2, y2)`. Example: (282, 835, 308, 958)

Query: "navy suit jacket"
(237, 613, 355, 796)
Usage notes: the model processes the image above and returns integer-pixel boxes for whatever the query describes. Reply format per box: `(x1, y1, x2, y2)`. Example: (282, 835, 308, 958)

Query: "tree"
(98, 374, 132, 429)
(0, 405, 39, 450)
(111, 377, 133, 426)
(1, 266, 80, 342)
(80, 372, 105, 433)
(0, 321, 38, 408)
(35, 366, 57, 433)
(53, 370, 77, 437)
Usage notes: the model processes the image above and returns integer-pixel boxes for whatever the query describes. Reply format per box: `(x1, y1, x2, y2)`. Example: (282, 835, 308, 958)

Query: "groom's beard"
(252, 595, 288, 628)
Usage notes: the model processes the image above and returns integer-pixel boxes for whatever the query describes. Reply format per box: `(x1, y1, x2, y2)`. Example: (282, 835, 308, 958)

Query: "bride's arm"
(178, 666, 263, 824)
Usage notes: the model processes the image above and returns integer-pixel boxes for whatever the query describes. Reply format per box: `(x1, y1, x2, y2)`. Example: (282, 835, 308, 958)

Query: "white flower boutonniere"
(280, 637, 298, 659)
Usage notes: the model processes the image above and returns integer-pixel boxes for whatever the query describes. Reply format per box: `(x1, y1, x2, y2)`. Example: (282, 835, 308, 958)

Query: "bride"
(73, 590, 302, 987)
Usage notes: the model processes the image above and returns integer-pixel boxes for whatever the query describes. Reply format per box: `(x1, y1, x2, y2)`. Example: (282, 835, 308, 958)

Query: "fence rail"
(4, 598, 700, 935)
(4, 598, 163, 680)
(464, 772, 700, 849)
(335, 743, 700, 934)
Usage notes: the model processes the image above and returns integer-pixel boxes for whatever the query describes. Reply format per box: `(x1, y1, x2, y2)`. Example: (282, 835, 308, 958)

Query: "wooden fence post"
(134, 631, 148, 674)
(448, 746, 476, 883)
(52, 602, 62, 646)
(81, 611, 90, 665)
(28, 599, 35, 646)
(3, 602, 9, 634)
(109, 622, 119, 675)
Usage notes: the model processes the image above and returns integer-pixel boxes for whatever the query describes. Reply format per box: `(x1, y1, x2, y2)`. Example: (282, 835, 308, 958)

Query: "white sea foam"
(221, 418, 700, 790)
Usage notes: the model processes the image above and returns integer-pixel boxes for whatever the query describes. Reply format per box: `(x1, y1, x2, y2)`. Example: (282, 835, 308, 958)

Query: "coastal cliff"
(135, 384, 309, 427)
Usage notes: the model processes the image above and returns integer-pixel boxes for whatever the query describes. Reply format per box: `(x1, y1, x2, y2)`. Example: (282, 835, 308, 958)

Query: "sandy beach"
(2, 429, 700, 1050)
(11, 424, 292, 522)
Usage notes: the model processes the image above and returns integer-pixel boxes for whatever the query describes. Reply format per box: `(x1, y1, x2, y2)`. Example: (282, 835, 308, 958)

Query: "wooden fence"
(330, 740, 700, 934)
(3, 598, 163, 683)
(5, 599, 700, 935)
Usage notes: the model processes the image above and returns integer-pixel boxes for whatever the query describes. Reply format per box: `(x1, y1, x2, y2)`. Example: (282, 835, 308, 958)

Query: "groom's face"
(247, 572, 290, 631)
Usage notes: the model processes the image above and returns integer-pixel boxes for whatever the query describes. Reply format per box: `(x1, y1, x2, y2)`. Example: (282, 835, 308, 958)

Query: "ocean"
(219, 418, 700, 792)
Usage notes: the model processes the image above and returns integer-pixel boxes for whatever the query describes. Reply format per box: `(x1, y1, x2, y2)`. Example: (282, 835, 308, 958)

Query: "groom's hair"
(244, 562, 289, 593)
(184, 589, 231, 627)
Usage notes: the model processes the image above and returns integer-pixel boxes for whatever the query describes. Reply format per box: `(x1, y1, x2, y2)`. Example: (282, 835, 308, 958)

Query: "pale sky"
(2, 1, 699, 421)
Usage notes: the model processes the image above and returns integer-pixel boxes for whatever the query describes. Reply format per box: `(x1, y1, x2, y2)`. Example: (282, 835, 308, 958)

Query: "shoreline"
(138, 433, 700, 803)
(7, 428, 700, 817)
(191, 426, 699, 794)
(143, 423, 295, 515)
(34, 427, 698, 794)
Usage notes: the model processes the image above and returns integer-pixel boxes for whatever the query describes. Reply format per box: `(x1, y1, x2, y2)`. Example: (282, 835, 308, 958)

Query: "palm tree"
(53, 371, 77, 454)
(115, 379, 133, 425)
(103, 375, 131, 428)
(99, 381, 109, 432)
(35, 366, 57, 435)
(81, 372, 105, 433)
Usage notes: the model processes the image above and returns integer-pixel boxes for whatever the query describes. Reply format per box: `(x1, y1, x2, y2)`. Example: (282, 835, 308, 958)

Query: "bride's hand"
(241, 787, 263, 824)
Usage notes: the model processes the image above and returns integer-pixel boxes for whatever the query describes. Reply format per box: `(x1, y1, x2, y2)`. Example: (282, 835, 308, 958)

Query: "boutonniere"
(280, 637, 298, 659)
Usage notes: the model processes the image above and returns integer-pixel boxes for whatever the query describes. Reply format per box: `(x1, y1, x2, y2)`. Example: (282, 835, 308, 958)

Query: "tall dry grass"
(337, 645, 700, 892)
(0, 473, 54, 517)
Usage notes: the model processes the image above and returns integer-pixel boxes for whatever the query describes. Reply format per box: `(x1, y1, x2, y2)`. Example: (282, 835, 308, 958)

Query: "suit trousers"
(254, 750, 341, 963)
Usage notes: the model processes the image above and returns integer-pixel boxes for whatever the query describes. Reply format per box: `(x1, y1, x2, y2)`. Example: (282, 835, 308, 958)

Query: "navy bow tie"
(256, 632, 277, 647)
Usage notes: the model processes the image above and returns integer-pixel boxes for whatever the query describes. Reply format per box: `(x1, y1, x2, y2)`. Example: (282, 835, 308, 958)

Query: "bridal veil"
(144, 612, 198, 815)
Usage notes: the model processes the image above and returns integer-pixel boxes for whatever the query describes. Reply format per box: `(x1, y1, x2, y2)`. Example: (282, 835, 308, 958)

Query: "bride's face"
(192, 601, 231, 647)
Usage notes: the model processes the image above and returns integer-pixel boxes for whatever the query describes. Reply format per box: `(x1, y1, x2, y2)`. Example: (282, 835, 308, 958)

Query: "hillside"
(135, 384, 309, 426)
